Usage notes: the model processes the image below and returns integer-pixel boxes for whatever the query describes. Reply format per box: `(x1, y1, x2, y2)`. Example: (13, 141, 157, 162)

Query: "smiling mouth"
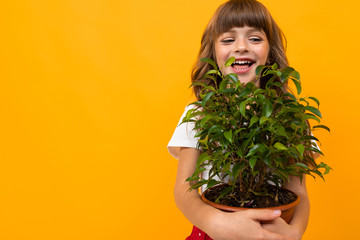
(231, 60, 254, 71)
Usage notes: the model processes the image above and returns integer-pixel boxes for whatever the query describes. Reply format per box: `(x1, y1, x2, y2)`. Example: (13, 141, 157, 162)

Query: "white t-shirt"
(168, 105, 198, 159)
(168, 105, 225, 193)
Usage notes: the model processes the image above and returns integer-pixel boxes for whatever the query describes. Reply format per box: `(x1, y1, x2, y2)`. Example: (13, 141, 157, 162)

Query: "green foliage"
(181, 58, 331, 199)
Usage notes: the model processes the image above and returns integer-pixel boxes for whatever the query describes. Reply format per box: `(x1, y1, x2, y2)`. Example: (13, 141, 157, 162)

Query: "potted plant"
(181, 57, 330, 223)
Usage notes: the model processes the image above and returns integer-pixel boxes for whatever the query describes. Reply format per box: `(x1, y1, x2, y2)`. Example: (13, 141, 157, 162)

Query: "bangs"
(212, 0, 272, 39)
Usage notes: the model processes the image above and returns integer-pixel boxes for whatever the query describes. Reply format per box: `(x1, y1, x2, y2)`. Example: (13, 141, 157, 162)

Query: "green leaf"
(238, 88, 252, 98)
(220, 88, 236, 94)
(186, 175, 200, 182)
(264, 155, 271, 166)
(235, 80, 242, 90)
(239, 101, 247, 118)
(302, 113, 320, 123)
(198, 135, 209, 149)
(249, 157, 257, 170)
(245, 82, 256, 89)
(295, 144, 305, 157)
(227, 73, 238, 83)
(313, 125, 330, 132)
(263, 101, 273, 118)
(299, 98, 309, 106)
(317, 162, 331, 175)
(272, 82, 283, 89)
(274, 125, 286, 137)
(202, 92, 214, 107)
(189, 82, 207, 88)
(299, 135, 320, 142)
(215, 186, 233, 202)
(223, 159, 231, 174)
(189, 180, 207, 190)
(200, 115, 213, 126)
(200, 57, 218, 70)
(203, 74, 217, 84)
(290, 70, 300, 81)
(295, 162, 309, 170)
(282, 67, 295, 73)
(249, 116, 259, 127)
(307, 147, 324, 156)
(206, 69, 222, 76)
(284, 93, 297, 101)
(196, 153, 211, 168)
(271, 63, 278, 70)
(224, 130, 233, 143)
(274, 142, 288, 150)
(236, 149, 243, 158)
(263, 69, 276, 76)
(232, 162, 243, 180)
(280, 67, 295, 83)
(225, 56, 236, 67)
(304, 106, 322, 118)
(280, 71, 290, 83)
(312, 170, 325, 180)
(187, 167, 206, 182)
(181, 108, 196, 123)
(260, 116, 268, 125)
(291, 78, 302, 95)
(208, 125, 222, 134)
(308, 96, 320, 107)
(234, 128, 245, 136)
(219, 79, 229, 91)
(255, 65, 266, 76)
(207, 179, 220, 189)
(246, 144, 265, 157)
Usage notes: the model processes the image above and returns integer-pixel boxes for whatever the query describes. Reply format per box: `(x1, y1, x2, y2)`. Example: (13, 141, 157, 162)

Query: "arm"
(262, 176, 310, 240)
(285, 175, 310, 237)
(174, 147, 218, 232)
(174, 147, 294, 240)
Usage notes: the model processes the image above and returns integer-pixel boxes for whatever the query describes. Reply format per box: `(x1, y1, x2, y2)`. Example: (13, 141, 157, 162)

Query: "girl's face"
(215, 26, 270, 86)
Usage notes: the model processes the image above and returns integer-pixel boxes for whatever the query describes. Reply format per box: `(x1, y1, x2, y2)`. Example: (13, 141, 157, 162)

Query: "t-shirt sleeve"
(311, 132, 321, 159)
(167, 105, 199, 159)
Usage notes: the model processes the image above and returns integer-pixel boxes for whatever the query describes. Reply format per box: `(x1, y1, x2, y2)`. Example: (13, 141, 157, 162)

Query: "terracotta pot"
(201, 185, 300, 224)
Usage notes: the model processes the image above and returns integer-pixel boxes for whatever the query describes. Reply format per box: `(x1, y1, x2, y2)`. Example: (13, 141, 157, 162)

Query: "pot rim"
(201, 184, 301, 212)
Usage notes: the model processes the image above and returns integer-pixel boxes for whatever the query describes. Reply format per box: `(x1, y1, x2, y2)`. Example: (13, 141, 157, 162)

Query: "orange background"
(0, 0, 359, 239)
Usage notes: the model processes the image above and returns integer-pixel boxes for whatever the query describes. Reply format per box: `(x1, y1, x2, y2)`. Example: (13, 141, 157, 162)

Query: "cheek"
(214, 45, 222, 65)
(217, 52, 230, 69)
(215, 55, 223, 69)
(264, 44, 270, 62)
(258, 46, 270, 64)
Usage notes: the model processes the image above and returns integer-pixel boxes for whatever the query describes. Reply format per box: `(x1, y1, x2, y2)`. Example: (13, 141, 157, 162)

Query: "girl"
(168, 1, 310, 239)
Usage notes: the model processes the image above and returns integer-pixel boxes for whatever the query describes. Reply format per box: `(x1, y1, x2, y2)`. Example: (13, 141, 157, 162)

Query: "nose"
(235, 39, 248, 53)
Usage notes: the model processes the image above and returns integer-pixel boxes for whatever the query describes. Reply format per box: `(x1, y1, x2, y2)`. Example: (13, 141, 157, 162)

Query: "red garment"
(186, 226, 213, 240)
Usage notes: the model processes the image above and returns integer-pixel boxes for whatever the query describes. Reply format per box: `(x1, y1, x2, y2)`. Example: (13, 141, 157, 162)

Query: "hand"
(207, 209, 295, 240)
(262, 217, 300, 240)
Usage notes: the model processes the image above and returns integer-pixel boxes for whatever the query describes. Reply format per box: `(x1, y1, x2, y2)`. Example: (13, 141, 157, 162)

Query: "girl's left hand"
(261, 218, 301, 240)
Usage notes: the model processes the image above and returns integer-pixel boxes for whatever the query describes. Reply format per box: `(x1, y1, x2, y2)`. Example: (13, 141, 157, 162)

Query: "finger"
(245, 209, 281, 221)
(261, 223, 274, 232)
(262, 229, 295, 240)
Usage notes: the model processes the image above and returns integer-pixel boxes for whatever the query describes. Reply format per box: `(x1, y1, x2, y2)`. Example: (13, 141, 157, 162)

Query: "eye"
(249, 37, 263, 42)
(221, 38, 234, 44)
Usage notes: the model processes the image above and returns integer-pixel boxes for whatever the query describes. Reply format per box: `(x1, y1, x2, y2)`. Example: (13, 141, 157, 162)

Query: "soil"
(204, 184, 297, 208)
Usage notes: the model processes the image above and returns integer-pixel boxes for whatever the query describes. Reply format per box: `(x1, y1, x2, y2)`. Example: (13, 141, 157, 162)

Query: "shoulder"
(167, 104, 200, 159)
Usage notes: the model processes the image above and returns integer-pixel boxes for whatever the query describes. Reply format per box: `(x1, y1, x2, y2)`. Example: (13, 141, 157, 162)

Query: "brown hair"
(191, 0, 288, 100)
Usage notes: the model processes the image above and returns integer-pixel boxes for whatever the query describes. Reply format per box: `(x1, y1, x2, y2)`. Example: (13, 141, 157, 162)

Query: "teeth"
(233, 60, 253, 65)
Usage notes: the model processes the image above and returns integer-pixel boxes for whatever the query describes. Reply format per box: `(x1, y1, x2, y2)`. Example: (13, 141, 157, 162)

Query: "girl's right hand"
(207, 209, 295, 240)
